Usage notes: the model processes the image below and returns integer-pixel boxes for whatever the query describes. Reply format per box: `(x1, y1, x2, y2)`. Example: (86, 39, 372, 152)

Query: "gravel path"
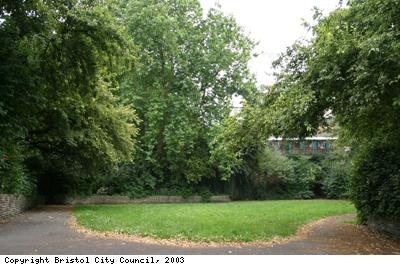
(0, 206, 399, 255)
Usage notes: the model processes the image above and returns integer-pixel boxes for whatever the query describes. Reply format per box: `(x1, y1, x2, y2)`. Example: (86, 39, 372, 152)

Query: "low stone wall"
(66, 195, 231, 205)
(0, 194, 40, 220)
(368, 218, 400, 238)
(209, 195, 231, 202)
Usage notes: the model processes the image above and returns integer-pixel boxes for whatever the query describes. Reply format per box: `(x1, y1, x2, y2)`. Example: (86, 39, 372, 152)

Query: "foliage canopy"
(264, 0, 400, 222)
(0, 0, 138, 198)
(116, 0, 256, 192)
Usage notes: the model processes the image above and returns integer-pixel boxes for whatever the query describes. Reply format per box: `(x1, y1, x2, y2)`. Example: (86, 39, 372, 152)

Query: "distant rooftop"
(268, 136, 338, 141)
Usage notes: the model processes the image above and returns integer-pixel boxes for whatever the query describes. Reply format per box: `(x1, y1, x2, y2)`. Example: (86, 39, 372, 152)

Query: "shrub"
(320, 151, 351, 199)
(229, 149, 318, 200)
(0, 143, 37, 196)
(258, 149, 297, 198)
(351, 140, 400, 223)
(289, 155, 321, 199)
(99, 164, 157, 199)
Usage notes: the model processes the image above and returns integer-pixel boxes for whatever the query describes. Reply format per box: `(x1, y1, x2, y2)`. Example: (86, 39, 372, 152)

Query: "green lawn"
(73, 200, 355, 243)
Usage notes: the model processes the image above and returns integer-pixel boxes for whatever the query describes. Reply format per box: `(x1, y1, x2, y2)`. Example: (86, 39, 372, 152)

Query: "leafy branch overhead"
(0, 0, 256, 197)
(0, 0, 139, 196)
(262, 0, 400, 222)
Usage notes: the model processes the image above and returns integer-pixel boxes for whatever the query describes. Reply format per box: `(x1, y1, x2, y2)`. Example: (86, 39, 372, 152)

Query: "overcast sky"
(199, 0, 341, 85)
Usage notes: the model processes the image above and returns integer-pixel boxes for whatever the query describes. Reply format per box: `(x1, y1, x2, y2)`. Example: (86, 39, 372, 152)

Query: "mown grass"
(73, 199, 355, 243)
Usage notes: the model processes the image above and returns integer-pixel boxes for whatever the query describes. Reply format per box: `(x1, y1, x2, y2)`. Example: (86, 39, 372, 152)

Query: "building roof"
(268, 136, 338, 141)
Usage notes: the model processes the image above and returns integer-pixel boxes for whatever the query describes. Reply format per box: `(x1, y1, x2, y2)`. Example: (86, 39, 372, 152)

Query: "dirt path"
(0, 206, 399, 255)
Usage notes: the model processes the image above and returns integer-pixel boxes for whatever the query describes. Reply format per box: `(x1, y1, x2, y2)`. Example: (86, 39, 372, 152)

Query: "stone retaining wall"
(66, 195, 231, 205)
(0, 194, 40, 220)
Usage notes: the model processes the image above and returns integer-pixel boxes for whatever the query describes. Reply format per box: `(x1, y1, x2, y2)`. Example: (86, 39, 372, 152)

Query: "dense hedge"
(56, 146, 352, 202)
(0, 144, 36, 197)
(227, 149, 350, 200)
(351, 140, 400, 223)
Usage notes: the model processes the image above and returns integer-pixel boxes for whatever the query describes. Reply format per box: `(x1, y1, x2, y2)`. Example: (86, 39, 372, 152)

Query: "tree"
(0, 0, 139, 199)
(268, 0, 400, 223)
(118, 0, 256, 192)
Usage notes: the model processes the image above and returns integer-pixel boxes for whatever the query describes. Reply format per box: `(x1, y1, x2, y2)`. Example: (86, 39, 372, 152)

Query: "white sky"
(199, 0, 341, 86)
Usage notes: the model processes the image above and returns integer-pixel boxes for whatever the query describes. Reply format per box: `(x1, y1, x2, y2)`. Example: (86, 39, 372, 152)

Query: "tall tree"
(119, 0, 256, 190)
(0, 0, 138, 198)
(267, 0, 400, 223)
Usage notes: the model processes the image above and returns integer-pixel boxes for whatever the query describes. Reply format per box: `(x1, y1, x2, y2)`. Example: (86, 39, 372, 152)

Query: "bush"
(91, 146, 351, 202)
(229, 149, 320, 200)
(227, 148, 294, 200)
(351, 140, 400, 223)
(99, 164, 157, 199)
(320, 151, 351, 199)
(0, 143, 37, 196)
(289, 155, 320, 199)
(98, 164, 220, 200)
(257, 149, 296, 198)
